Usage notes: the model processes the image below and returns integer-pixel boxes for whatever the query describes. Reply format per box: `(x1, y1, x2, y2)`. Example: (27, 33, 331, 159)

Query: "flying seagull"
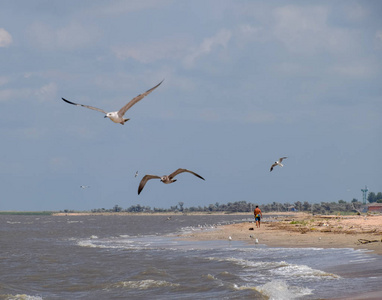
(80, 185, 90, 189)
(138, 168, 205, 195)
(61, 80, 163, 125)
(270, 157, 287, 172)
(135, 171, 139, 178)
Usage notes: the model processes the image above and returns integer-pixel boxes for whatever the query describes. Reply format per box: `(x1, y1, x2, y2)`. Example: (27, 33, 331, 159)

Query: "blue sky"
(0, 0, 381, 211)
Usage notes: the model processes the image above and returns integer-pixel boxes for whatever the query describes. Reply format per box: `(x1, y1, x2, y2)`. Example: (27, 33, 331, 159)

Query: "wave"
(107, 279, 180, 290)
(1, 294, 43, 300)
(256, 279, 313, 300)
(205, 256, 339, 280)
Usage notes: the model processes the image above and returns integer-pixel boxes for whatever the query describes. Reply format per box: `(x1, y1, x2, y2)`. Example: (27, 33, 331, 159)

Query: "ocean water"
(1, 214, 381, 300)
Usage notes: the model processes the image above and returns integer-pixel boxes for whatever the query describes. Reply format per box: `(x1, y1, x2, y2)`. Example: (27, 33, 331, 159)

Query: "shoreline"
(180, 213, 382, 255)
(14, 211, 381, 255)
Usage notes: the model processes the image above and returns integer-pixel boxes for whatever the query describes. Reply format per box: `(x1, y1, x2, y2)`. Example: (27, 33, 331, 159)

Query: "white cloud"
(343, 4, 369, 21)
(0, 28, 12, 47)
(27, 22, 99, 50)
(0, 88, 30, 102)
(183, 29, 232, 67)
(0, 76, 9, 86)
(233, 24, 269, 49)
(0, 82, 57, 102)
(22, 127, 47, 140)
(272, 5, 357, 54)
(35, 82, 58, 102)
(244, 110, 277, 124)
(375, 30, 382, 49)
(113, 29, 232, 68)
(112, 37, 190, 63)
(49, 157, 73, 173)
(330, 60, 378, 78)
(91, 0, 170, 16)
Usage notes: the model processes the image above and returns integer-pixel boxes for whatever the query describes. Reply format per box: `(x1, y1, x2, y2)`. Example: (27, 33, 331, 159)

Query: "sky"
(0, 0, 381, 211)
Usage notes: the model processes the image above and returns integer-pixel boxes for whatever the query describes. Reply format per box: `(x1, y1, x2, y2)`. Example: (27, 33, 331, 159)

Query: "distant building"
(367, 203, 382, 213)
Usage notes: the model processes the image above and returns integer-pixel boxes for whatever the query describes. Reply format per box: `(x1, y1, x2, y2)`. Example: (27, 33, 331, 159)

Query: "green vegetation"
(367, 192, 382, 203)
(85, 198, 368, 215)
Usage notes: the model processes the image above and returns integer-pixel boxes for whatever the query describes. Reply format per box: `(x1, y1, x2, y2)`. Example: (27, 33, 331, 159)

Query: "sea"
(1, 214, 381, 300)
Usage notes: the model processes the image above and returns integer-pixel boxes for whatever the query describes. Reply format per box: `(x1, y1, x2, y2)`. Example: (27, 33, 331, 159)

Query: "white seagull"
(138, 168, 205, 195)
(135, 171, 139, 178)
(61, 80, 163, 125)
(80, 185, 90, 189)
(270, 157, 287, 172)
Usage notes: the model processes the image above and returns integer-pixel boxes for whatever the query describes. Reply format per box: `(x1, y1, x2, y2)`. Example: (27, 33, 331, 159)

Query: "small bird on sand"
(138, 168, 205, 195)
(228, 236, 232, 241)
(270, 157, 288, 172)
(61, 80, 163, 125)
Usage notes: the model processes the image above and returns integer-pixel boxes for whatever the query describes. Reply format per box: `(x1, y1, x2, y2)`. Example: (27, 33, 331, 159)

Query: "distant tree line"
(367, 192, 382, 203)
(65, 195, 382, 215)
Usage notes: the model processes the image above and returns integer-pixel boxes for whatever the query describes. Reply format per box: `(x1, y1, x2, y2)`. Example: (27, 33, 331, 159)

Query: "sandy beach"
(180, 212, 382, 255)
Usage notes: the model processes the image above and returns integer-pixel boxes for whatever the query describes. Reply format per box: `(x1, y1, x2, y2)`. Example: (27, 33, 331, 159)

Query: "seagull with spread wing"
(138, 168, 205, 195)
(270, 157, 288, 172)
(61, 80, 163, 125)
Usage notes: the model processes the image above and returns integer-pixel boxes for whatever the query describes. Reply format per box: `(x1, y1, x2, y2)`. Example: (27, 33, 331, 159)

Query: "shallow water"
(1, 214, 381, 299)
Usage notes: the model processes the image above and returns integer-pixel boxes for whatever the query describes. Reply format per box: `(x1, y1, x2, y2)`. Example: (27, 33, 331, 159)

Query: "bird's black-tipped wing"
(270, 163, 277, 172)
(138, 174, 161, 195)
(62, 98, 107, 114)
(168, 168, 205, 181)
(117, 80, 164, 118)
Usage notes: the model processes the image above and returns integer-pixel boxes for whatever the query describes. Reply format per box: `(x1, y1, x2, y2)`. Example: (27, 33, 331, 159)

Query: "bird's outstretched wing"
(138, 174, 161, 195)
(117, 80, 164, 118)
(270, 163, 277, 172)
(168, 168, 205, 181)
(279, 157, 287, 163)
(62, 98, 108, 114)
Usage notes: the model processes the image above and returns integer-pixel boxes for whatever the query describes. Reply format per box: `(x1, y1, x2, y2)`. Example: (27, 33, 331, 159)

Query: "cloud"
(112, 37, 190, 63)
(27, 22, 99, 51)
(0, 88, 30, 102)
(376, 30, 382, 49)
(343, 3, 369, 21)
(0, 82, 57, 102)
(113, 29, 232, 68)
(49, 157, 73, 173)
(330, 60, 378, 78)
(244, 110, 277, 124)
(34, 82, 58, 102)
(0, 28, 12, 47)
(183, 29, 232, 67)
(91, 0, 170, 16)
(0, 76, 9, 86)
(272, 5, 357, 54)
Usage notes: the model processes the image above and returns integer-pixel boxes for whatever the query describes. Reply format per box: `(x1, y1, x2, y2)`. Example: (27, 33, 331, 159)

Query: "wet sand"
(181, 213, 382, 255)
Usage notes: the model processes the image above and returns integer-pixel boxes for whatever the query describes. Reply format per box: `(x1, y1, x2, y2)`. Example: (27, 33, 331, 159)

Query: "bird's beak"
(104, 115, 107, 118)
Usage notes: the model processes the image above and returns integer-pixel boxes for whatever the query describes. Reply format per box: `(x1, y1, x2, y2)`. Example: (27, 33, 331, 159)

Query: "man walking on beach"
(254, 205, 262, 228)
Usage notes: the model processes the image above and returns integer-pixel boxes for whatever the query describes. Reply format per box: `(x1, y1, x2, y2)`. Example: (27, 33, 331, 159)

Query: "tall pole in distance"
(361, 186, 368, 205)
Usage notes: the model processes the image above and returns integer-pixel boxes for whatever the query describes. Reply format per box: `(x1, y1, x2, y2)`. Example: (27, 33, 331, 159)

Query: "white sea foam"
(3, 294, 43, 300)
(206, 256, 289, 270)
(256, 280, 313, 300)
(270, 263, 340, 279)
(109, 279, 180, 289)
